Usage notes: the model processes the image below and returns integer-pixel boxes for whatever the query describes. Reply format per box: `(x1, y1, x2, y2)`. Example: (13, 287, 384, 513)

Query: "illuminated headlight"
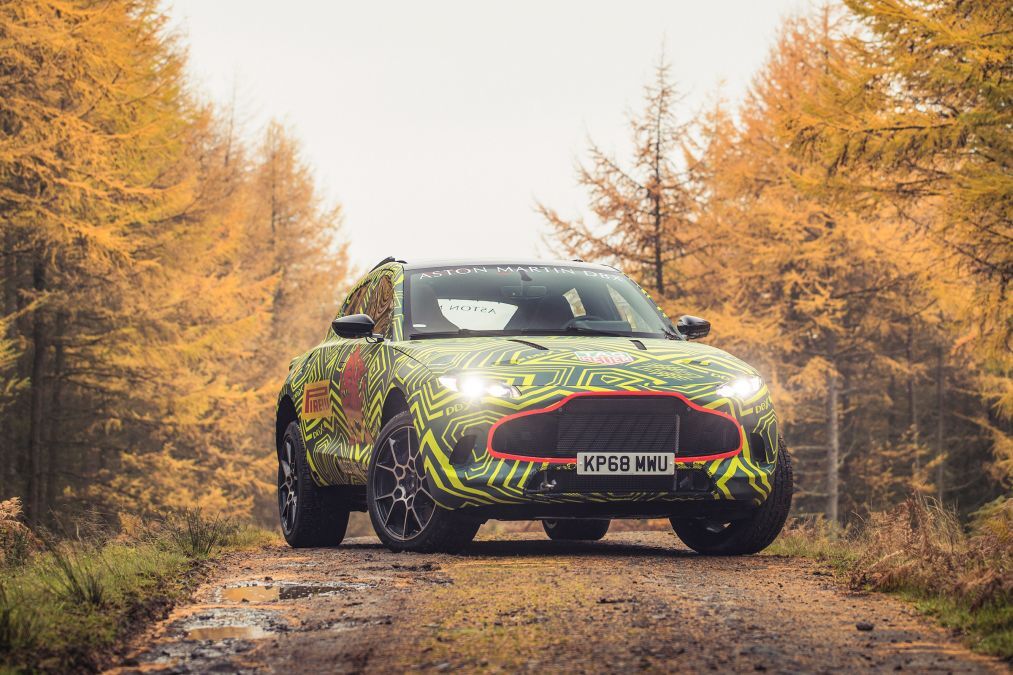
(716, 376, 763, 399)
(438, 375, 519, 400)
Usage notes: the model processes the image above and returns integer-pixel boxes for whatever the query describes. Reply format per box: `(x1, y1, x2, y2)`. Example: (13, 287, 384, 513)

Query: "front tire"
(278, 421, 350, 548)
(671, 437, 793, 555)
(542, 519, 610, 541)
(367, 411, 479, 553)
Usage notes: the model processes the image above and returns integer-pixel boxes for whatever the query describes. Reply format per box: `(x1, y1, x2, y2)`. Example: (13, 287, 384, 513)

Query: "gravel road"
(108, 531, 1004, 674)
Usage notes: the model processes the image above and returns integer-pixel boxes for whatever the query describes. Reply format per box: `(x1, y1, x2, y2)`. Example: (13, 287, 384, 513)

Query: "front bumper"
(415, 387, 780, 514)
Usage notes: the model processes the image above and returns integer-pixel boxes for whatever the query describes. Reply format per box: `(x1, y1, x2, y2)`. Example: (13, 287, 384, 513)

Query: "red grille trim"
(487, 391, 743, 464)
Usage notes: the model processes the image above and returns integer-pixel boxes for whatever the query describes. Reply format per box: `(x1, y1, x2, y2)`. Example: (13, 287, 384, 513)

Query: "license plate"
(576, 452, 675, 475)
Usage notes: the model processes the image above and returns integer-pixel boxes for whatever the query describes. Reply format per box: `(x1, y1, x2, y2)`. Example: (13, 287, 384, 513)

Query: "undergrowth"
(0, 500, 275, 673)
(768, 495, 1012, 660)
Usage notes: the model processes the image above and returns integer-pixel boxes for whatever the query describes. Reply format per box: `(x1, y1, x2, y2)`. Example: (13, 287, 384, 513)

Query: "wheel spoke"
(382, 501, 398, 528)
(407, 507, 422, 533)
(278, 437, 300, 535)
(372, 423, 430, 541)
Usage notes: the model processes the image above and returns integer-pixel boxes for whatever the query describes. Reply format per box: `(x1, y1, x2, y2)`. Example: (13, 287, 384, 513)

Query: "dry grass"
(0, 498, 40, 568)
(769, 496, 1013, 659)
(851, 497, 1011, 610)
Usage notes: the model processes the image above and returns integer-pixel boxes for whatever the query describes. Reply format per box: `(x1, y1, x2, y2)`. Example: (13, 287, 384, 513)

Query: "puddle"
(174, 607, 283, 646)
(221, 586, 279, 602)
(185, 625, 271, 641)
(220, 581, 371, 603)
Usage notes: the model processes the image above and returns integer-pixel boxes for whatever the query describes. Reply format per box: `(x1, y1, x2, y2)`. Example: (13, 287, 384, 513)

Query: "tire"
(671, 436, 793, 555)
(367, 411, 479, 553)
(542, 519, 610, 541)
(278, 421, 350, 548)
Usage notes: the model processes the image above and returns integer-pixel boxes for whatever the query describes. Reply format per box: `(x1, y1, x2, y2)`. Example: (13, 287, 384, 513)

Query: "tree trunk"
(826, 367, 840, 526)
(906, 323, 918, 448)
(27, 256, 48, 523)
(1, 227, 16, 499)
(651, 107, 665, 296)
(887, 375, 897, 443)
(44, 312, 66, 512)
(935, 345, 945, 504)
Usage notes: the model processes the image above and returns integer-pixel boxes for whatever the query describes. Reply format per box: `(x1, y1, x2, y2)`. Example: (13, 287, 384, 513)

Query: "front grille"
(524, 468, 712, 494)
(557, 397, 678, 453)
(490, 394, 739, 460)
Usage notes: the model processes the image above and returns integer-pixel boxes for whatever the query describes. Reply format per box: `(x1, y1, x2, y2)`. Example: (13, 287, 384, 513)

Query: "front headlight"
(716, 376, 763, 399)
(438, 374, 520, 400)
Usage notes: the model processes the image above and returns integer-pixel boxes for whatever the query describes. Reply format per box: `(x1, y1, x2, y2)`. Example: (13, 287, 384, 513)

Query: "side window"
(367, 275, 395, 337)
(341, 282, 370, 317)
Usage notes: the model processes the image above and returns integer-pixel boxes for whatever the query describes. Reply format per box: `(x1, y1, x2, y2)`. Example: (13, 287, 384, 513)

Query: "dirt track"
(109, 530, 1004, 674)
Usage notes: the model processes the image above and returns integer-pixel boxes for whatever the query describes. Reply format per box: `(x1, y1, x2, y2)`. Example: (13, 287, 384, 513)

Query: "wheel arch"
(380, 387, 410, 428)
(276, 395, 299, 459)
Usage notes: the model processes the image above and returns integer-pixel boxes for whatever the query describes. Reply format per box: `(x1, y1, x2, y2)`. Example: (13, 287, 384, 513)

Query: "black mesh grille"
(491, 395, 739, 459)
(558, 397, 678, 453)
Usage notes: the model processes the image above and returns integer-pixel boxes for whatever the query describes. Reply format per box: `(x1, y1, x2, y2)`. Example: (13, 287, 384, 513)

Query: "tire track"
(109, 532, 1004, 674)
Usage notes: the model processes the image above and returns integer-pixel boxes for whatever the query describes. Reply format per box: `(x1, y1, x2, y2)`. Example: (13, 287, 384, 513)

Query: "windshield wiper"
(409, 328, 497, 340)
(520, 326, 630, 338)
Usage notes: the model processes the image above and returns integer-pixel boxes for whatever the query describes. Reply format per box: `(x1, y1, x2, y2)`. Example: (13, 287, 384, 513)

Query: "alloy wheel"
(371, 425, 436, 540)
(278, 436, 298, 535)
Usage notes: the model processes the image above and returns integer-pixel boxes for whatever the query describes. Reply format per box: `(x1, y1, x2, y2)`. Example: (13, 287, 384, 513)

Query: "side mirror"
(676, 315, 710, 340)
(332, 313, 378, 339)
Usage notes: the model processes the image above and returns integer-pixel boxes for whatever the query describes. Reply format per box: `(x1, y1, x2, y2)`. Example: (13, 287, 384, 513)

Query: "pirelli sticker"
(302, 380, 332, 420)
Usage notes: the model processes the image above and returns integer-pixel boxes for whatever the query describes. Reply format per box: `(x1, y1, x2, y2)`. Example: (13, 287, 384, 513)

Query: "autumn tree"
(538, 56, 714, 310)
(0, 1, 351, 524)
(793, 0, 1013, 470)
(544, 9, 1006, 525)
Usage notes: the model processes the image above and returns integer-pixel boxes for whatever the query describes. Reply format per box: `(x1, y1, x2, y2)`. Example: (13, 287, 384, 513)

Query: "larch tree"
(792, 0, 1013, 480)
(0, 0, 197, 521)
(538, 56, 715, 310)
(697, 10, 944, 524)
(0, 1, 352, 524)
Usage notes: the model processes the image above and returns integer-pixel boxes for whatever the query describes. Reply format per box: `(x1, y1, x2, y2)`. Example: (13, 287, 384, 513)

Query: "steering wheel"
(563, 314, 605, 330)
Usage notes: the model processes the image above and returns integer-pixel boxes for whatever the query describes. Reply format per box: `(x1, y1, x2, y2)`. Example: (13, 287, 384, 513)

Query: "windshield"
(405, 264, 674, 339)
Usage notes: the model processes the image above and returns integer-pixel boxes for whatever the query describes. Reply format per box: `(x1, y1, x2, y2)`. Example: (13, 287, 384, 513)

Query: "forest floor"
(106, 530, 1006, 674)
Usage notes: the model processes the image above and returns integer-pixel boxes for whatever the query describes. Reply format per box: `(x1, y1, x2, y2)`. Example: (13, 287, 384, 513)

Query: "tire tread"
(281, 421, 350, 548)
(671, 436, 793, 555)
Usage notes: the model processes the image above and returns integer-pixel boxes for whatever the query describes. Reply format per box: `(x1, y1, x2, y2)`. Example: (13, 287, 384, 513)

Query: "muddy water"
(219, 581, 371, 603)
(185, 626, 271, 641)
(109, 533, 1005, 674)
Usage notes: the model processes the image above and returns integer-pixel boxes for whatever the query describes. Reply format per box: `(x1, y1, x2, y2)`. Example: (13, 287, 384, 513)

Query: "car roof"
(400, 258, 617, 272)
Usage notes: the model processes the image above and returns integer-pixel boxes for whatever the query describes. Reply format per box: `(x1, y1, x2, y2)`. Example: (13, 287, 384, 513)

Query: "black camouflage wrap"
(278, 262, 780, 512)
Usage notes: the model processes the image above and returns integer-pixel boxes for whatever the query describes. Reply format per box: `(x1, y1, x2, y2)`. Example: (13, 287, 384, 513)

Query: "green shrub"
(162, 507, 238, 559)
(42, 542, 106, 606)
(0, 583, 37, 656)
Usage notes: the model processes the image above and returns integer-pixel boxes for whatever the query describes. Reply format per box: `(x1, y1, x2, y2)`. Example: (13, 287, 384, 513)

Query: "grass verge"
(0, 501, 276, 673)
(768, 496, 1012, 660)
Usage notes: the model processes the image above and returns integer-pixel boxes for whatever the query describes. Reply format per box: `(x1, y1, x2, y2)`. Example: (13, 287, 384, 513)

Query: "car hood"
(391, 335, 758, 390)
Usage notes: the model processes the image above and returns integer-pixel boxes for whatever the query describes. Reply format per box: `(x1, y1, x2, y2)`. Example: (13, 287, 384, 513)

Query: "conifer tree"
(538, 56, 713, 308)
(793, 0, 1013, 486)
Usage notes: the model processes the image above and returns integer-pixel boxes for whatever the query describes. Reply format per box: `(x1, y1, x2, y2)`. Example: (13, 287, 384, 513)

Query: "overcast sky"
(167, 0, 809, 269)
